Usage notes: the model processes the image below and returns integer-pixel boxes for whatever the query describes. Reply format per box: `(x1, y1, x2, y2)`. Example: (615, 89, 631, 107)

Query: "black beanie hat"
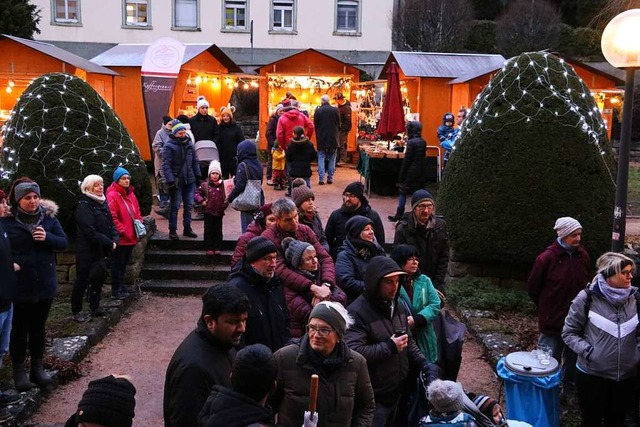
(245, 236, 278, 263)
(345, 215, 374, 239)
(65, 375, 136, 427)
(343, 181, 366, 205)
(411, 189, 434, 210)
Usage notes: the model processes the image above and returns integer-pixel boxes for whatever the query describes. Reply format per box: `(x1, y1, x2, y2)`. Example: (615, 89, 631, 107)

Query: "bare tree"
(496, 0, 562, 58)
(589, 0, 640, 30)
(392, 0, 474, 52)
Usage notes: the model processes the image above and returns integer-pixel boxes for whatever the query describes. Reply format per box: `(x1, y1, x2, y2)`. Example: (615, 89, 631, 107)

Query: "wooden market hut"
(256, 49, 361, 152)
(92, 43, 243, 160)
(0, 34, 118, 134)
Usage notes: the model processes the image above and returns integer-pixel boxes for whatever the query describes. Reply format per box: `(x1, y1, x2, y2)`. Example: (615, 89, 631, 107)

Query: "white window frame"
(270, 0, 296, 33)
(52, 0, 81, 25)
(222, 0, 248, 32)
(335, 0, 361, 35)
(173, 0, 199, 30)
(123, 0, 151, 28)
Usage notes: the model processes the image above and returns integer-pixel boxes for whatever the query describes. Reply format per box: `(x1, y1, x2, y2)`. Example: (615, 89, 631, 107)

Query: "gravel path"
(28, 294, 500, 426)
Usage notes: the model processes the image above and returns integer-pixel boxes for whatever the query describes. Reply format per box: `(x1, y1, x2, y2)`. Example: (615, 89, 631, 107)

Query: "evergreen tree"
(0, 0, 41, 39)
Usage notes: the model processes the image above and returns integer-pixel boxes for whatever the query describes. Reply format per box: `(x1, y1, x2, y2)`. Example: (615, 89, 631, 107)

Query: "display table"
(356, 146, 441, 196)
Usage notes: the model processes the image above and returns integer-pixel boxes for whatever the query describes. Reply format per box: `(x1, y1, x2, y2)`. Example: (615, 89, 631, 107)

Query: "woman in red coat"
(106, 167, 143, 300)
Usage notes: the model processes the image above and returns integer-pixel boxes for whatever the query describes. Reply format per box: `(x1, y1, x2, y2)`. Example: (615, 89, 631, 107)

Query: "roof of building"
(1, 34, 119, 76)
(43, 40, 117, 60)
(91, 43, 243, 73)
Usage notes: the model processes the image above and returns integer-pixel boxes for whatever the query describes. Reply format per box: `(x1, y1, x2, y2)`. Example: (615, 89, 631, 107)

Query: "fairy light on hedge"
(0, 72, 145, 188)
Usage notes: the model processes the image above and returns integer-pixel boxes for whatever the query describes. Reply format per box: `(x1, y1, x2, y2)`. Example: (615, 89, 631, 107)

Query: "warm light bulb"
(195, 76, 202, 84)
(8, 80, 14, 87)
(5, 86, 11, 93)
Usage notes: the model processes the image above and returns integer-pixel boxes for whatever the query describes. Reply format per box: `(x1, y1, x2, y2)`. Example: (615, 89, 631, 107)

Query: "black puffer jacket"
(398, 121, 427, 194)
(325, 203, 385, 259)
(163, 319, 235, 427)
(394, 213, 449, 290)
(217, 120, 245, 173)
(345, 256, 427, 406)
(198, 385, 274, 427)
(74, 194, 119, 262)
(190, 113, 220, 142)
(286, 137, 316, 178)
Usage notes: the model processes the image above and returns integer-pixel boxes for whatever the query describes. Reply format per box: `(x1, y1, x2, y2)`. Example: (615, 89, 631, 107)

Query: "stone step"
(147, 235, 237, 251)
(140, 279, 223, 295)
(142, 263, 232, 281)
(144, 249, 233, 265)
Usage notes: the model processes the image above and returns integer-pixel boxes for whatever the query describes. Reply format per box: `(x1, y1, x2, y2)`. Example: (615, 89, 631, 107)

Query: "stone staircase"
(140, 236, 236, 294)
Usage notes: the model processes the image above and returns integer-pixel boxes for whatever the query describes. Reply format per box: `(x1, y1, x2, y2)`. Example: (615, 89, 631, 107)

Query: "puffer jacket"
(231, 220, 265, 270)
(298, 211, 329, 254)
(74, 194, 119, 261)
(272, 336, 375, 427)
(345, 258, 427, 406)
(189, 112, 220, 143)
(227, 140, 264, 208)
(286, 137, 316, 178)
(1, 200, 69, 303)
(398, 121, 427, 194)
(152, 126, 172, 176)
(336, 238, 386, 302)
(217, 120, 244, 173)
(162, 135, 201, 186)
(266, 111, 280, 149)
(562, 275, 640, 381)
(394, 213, 449, 290)
(198, 385, 274, 427)
(276, 109, 315, 150)
(106, 182, 143, 246)
(194, 179, 226, 217)
(325, 203, 385, 259)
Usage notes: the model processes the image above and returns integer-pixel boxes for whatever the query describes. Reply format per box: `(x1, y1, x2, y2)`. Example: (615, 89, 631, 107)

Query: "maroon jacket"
(231, 221, 265, 270)
(194, 180, 226, 216)
(527, 240, 591, 335)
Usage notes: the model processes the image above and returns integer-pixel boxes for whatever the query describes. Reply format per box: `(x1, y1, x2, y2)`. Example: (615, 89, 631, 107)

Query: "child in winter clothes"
(195, 160, 227, 255)
(271, 141, 287, 191)
(285, 126, 316, 194)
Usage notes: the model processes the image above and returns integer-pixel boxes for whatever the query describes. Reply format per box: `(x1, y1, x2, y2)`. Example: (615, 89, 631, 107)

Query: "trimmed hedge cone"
(0, 72, 152, 232)
(438, 52, 616, 267)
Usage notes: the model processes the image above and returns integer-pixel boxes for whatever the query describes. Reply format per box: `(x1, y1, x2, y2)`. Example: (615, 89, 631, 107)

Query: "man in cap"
(528, 216, 590, 393)
(64, 375, 136, 427)
(227, 236, 289, 352)
(334, 92, 352, 164)
(325, 181, 385, 259)
(345, 256, 428, 426)
(314, 94, 340, 184)
(164, 284, 250, 427)
(393, 189, 449, 290)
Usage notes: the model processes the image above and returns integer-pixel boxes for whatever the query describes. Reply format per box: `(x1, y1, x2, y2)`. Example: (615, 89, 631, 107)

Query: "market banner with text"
(141, 37, 186, 154)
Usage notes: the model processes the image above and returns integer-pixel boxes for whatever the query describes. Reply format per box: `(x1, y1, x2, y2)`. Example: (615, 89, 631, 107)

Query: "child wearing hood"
(285, 126, 316, 195)
(195, 160, 228, 255)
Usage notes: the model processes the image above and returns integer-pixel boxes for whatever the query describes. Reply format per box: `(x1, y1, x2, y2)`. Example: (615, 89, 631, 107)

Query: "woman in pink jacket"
(106, 167, 143, 300)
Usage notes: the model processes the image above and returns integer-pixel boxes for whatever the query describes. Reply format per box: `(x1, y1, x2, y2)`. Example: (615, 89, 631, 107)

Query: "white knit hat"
(427, 380, 466, 414)
(197, 95, 209, 109)
(554, 217, 582, 239)
(208, 160, 222, 176)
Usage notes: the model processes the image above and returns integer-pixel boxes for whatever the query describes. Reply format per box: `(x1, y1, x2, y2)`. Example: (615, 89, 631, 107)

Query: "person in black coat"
(265, 105, 285, 184)
(164, 284, 250, 427)
(314, 95, 340, 185)
(389, 121, 428, 222)
(286, 126, 317, 192)
(227, 236, 289, 352)
(71, 175, 119, 322)
(217, 107, 245, 178)
(189, 96, 220, 143)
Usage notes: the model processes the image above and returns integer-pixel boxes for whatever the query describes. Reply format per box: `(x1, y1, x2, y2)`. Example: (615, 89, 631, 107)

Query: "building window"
(53, 0, 80, 23)
(223, 0, 247, 30)
(174, 0, 198, 28)
(124, 0, 149, 27)
(272, 0, 294, 31)
(336, 0, 359, 33)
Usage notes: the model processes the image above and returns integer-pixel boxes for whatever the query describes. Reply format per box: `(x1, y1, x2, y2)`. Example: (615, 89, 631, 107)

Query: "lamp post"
(602, 9, 640, 252)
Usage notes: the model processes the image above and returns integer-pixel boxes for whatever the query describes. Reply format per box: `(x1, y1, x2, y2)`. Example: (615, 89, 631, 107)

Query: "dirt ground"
(28, 294, 500, 426)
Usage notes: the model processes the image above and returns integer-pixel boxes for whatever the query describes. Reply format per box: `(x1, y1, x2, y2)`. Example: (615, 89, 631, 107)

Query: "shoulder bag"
(230, 163, 262, 212)
(119, 194, 147, 238)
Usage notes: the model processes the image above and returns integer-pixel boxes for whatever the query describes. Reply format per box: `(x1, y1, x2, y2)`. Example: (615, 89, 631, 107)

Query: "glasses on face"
(621, 269, 634, 277)
(415, 203, 434, 211)
(306, 324, 334, 337)
(343, 193, 358, 200)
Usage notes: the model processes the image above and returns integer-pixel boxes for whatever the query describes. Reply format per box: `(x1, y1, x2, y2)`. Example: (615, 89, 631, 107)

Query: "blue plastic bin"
(497, 352, 561, 427)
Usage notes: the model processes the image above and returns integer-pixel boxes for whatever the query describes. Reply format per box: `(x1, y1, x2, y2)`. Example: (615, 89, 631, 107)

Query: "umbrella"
(377, 62, 405, 140)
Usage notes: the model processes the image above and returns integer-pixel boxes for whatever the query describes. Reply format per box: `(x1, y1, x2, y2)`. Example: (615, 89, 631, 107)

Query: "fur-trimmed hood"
(8, 198, 59, 218)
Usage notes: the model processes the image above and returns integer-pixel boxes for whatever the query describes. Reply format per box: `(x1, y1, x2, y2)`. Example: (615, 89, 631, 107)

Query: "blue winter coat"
(0, 222, 17, 310)
(336, 238, 386, 302)
(436, 124, 455, 143)
(0, 199, 69, 303)
(228, 140, 264, 207)
(162, 135, 201, 186)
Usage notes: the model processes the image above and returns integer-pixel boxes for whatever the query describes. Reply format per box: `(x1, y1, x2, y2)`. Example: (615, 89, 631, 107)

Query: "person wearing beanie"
(190, 95, 220, 143)
(162, 114, 202, 240)
(314, 94, 340, 185)
(562, 252, 640, 426)
(231, 203, 277, 270)
(266, 104, 286, 185)
(272, 301, 375, 427)
(194, 160, 227, 255)
(226, 139, 265, 233)
(152, 115, 174, 217)
(326, 181, 385, 259)
(1, 177, 68, 392)
(345, 256, 429, 426)
(527, 216, 590, 397)
(336, 215, 386, 303)
(394, 188, 449, 290)
(164, 284, 250, 427)
(421, 380, 493, 426)
(389, 121, 428, 222)
(228, 237, 288, 352)
(218, 105, 245, 178)
(106, 167, 143, 300)
(261, 197, 346, 338)
(285, 125, 316, 195)
(65, 375, 136, 427)
(291, 179, 329, 253)
(71, 174, 119, 323)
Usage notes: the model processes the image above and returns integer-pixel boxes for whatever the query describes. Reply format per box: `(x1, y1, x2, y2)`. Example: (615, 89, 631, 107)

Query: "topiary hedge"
(0, 72, 152, 233)
(438, 52, 615, 267)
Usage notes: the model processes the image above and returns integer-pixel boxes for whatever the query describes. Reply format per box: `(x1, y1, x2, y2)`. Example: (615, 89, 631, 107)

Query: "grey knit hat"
(427, 380, 466, 414)
(14, 182, 40, 203)
(245, 236, 277, 263)
(282, 237, 313, 268)
(411, 189, 434, 211)
(554, 216, 582, 239)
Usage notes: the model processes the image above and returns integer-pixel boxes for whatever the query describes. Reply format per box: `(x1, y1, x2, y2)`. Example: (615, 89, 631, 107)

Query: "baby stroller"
(193, 140, 219, 220)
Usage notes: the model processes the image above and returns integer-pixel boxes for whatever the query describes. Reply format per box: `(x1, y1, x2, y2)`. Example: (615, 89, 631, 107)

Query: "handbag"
(119, 194, 147, 238)
(88, 258, 109, 284)
(433, 309, 466, 381)
(230, 163, 262, 212)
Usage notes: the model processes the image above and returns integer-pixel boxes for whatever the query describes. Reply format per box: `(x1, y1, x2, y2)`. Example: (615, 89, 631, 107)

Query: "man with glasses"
(227, 236, 289, 352)
(394, 189, 450, 290)
(326, 181, 385, 259)
(528, 216, 590, 399)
